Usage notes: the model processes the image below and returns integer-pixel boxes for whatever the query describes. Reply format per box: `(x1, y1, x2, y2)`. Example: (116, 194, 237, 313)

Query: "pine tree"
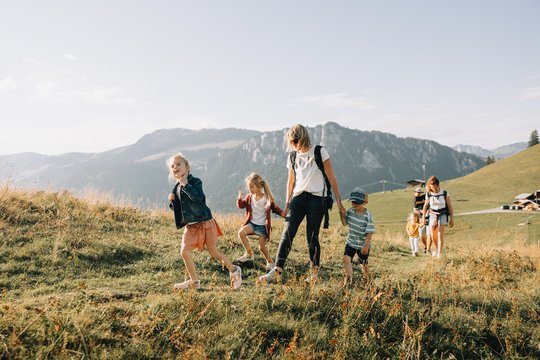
(486, 156, 495, 165)
(528, 130, 539, 147)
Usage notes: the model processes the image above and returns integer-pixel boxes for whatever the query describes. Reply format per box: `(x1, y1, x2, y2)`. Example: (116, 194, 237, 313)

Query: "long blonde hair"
(246, 172, 275, 209)
(166, 152, 190, 183)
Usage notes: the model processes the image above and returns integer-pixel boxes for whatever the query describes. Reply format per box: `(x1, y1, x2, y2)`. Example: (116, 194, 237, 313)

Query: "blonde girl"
(167, 153, 242, 290)
(422, 176, 454, 258)
(236, 173, 284, 270)
(406, 212, 420, 256)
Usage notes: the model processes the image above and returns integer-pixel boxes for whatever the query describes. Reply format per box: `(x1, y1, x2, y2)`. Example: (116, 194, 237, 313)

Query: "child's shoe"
(258, 267, 280, 284)
(173, 279, 201, 290)
(236, 253, 254, 263)
(230, 266, 242, 289)
(265, 262, 275, 271)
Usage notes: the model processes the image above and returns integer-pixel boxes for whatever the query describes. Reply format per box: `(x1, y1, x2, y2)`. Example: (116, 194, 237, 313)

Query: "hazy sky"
(1, 1, 539, 155)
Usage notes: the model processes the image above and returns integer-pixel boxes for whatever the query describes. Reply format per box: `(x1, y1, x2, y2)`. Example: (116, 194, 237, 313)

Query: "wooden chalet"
(407, 179, 425, 188)
(511, 191, 540, 211)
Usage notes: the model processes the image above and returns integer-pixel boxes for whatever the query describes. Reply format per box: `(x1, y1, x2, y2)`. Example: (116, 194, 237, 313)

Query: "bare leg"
(258, 236, 272, 263)
(180, 248, 199, 281)
(238, 225, 255, 256)
(421, 233, 427, 251)
(343, 255, 353, 285)
(437, 225, 446, 257)
(431, 225, 439, 250)
(361, 264, 370, 282)
(206, 243, 235, 272)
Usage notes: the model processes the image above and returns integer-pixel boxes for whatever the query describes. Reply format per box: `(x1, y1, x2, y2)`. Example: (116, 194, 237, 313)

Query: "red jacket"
(237, 194, 284, 241)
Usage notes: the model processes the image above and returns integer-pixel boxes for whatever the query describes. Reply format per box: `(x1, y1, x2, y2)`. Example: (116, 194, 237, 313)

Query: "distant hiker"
(340, 190, 375, 286)
(236, 172, 284, 271)
(406, 212, 421, 256)
(167, 153, 242, 290)
(259, 124, 345, 285)
(422, 176, 454, 258)
(413, 187, 429, 254)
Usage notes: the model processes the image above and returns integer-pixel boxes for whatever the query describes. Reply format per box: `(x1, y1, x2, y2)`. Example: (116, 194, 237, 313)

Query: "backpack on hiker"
(427, 190, 448, 216)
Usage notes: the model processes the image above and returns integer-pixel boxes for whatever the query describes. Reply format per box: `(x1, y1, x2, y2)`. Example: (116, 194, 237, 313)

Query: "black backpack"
(427, 190, 448, 215)
(289, 145, 333, 228)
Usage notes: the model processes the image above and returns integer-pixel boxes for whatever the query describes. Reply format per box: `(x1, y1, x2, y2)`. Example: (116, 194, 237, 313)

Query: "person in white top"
(422, 176, 454, 258)
(259, 124, 345, 284)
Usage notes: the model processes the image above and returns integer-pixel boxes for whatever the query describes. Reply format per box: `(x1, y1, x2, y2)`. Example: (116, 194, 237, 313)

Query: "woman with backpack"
(259, 124, 345, 284)
(422, 176, 454, 258)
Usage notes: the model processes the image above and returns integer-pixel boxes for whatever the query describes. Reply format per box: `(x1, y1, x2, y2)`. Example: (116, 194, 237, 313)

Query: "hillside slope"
(365, 144, 540, 222)
(0, 187, 538, 358)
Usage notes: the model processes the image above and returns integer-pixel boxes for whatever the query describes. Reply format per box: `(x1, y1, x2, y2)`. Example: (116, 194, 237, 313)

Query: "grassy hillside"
(366, 143, 540, 220)
(1, 148, 540, 359)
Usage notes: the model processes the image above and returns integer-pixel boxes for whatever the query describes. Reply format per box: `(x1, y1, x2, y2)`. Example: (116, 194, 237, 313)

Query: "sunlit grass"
(1, 185, 539, 358)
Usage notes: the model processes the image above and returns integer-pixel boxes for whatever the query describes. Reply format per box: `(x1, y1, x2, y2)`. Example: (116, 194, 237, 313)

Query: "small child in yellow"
(406, 212, 420, 256)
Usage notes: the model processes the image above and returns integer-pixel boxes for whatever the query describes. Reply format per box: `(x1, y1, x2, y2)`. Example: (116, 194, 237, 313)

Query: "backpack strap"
(315, 145, 333, 228)
(314, 145, 332, 199)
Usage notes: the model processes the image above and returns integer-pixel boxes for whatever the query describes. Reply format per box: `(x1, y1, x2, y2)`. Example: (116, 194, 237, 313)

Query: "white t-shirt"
(250, 195, 267, 225)
(287, 146, 330, 197)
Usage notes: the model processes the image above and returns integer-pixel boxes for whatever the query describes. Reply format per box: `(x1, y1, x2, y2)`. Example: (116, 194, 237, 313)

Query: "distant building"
(407, 179, 425, 188)
(514, 193, 535, 202)
(511, 191, 540, 211)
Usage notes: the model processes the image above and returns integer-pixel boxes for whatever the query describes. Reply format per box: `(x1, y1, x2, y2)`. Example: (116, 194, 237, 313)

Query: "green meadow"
(1, 145, 539, 359)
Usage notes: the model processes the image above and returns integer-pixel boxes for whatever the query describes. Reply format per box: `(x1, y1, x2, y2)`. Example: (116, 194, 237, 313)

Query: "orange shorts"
(181, 219, 223, 252)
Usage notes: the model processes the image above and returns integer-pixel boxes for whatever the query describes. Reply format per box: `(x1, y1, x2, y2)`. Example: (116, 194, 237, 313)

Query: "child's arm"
(181, 177, 205, 202)
(270, 202, 285, 218)
(361, 233, 372, 255)
(237, 191, 247, 209)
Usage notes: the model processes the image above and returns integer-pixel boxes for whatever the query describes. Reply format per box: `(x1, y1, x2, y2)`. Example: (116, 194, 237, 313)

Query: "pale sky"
(1, 1, 539, 155)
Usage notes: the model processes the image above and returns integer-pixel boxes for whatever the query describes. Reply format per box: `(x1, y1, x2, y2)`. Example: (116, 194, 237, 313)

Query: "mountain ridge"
(0, 122, 486, 211)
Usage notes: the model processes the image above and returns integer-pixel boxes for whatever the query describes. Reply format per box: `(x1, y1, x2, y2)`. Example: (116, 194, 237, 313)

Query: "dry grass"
(0, 186, 539, 359)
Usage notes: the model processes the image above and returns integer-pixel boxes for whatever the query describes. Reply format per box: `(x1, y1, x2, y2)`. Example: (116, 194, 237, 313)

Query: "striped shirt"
(345, 208, 375, 249)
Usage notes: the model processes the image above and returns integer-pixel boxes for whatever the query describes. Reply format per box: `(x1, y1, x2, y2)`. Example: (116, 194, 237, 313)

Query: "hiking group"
(408, 177, 454, 259)
(168, 123, 448, 291)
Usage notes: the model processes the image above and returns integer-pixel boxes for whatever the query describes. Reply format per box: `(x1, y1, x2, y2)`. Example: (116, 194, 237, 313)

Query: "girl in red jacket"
(236, 173, 285, 270)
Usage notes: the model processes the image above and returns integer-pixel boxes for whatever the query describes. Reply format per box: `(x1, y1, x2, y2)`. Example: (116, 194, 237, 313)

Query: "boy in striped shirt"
(340, 190, 375, 286)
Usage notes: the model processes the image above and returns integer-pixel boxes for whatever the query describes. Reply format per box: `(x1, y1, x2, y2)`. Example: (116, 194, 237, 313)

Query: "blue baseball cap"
(349, 191, 367, 204)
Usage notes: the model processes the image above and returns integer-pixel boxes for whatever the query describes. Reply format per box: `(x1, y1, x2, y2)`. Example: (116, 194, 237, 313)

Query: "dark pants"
(275, 192, 325, 269)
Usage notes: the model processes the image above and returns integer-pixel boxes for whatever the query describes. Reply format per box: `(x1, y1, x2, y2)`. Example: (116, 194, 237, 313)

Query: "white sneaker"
(265, 262, 275, 271)
(258, 267, 280, 284)
(173, 279, 201, 290)
(304, 271, 319, 285)
(236, 253, 254, 262)
(230, 266, 242, 289)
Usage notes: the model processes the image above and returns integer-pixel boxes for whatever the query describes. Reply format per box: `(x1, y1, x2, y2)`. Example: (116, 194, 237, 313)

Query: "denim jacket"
(169, 174, 213, 229)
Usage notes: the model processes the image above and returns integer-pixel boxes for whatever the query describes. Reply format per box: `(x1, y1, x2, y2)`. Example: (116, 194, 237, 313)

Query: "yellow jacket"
(406, 222, 420, 237)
